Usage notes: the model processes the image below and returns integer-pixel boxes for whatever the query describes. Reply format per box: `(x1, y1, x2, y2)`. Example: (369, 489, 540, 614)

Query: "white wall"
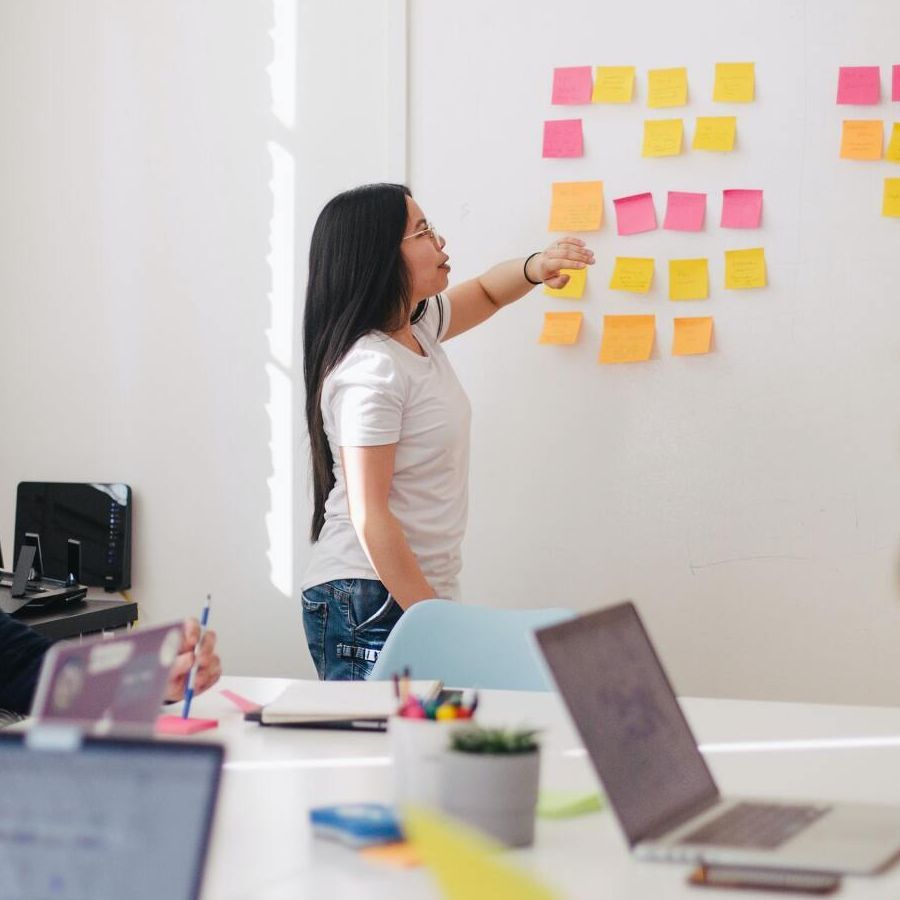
(0, 0, 405, 679)
(408, 0, 900, 704)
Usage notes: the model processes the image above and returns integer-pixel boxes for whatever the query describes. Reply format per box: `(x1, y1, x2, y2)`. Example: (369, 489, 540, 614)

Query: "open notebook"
(256, 679, 440, 728)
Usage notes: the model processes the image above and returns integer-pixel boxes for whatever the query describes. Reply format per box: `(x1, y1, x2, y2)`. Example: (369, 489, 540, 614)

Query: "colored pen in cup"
(182, 593, 212, 719)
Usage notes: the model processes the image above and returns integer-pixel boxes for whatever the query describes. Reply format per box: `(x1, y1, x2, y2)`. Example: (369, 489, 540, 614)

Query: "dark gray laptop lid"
(535, 601, 720, 845)
(0, 732, 223, 900)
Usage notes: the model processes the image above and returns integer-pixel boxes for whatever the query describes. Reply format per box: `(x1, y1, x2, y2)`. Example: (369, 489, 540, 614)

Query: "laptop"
(535, 601, 900, 875)
(30, 622, 184, 734)
(0, 730, 222, 900)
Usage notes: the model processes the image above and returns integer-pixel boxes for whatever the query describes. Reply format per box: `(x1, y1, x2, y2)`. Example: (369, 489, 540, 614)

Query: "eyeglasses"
(402, 221, 440, 244)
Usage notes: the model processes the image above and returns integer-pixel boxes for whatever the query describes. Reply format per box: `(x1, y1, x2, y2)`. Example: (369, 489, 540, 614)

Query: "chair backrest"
(368, 600, 575, 690)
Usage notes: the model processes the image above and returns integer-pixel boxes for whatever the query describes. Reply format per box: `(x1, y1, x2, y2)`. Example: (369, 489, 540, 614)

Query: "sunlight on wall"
(264, 0, 297, 597)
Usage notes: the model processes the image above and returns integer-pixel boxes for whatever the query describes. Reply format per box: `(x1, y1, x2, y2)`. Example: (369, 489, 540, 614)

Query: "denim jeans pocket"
(301, 591, 329, 680)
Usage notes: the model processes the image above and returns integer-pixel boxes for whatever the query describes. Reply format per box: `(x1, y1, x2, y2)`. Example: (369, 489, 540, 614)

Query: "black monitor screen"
(14, 482, 132, 590)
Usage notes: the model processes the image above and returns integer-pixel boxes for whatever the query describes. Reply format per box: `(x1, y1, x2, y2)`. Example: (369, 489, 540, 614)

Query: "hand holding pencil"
(164, 600, 222, 705)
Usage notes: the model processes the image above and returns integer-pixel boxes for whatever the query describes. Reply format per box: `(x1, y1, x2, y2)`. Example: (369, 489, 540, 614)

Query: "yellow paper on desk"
(543, 267, 586, 299)
(692, 116, 737, 152)
(840, 120, 883, 160)
(713, 62, 755, 102)
(548, 181, 603, 231)
(886, 124, 900, 163)
(642, 119, 683, 157)
(883, 179, 900, 217)
(648, 67, 687, 107)
(592, 66, 635, 103)
(538, 311, 583, 345)
(404, 808, 560, 900)
(609, 257, 654, 294)
(668, 258, 709, 300)
(598, 315, 655, 364)
(725, 247, 766, 289)
(673, 316, 714, 356)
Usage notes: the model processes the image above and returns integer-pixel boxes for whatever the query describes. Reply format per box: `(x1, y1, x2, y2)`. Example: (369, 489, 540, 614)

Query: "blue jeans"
(301, 579, 404, 680)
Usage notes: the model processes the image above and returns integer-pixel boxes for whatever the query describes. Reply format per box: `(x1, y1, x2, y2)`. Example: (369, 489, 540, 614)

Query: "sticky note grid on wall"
(542, 62, 764, 363)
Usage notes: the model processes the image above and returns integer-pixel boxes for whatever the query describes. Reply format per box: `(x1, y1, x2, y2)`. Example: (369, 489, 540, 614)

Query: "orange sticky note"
(648, 67, 688, 108)
(538, 311, 583, 345)
(673, 317, 714, 356)
(725, 247, 767, 289)
(669, 259, 709, 300)
(642, 119, 684, 157)
(548, 181, 603, 231)
(543, 267, 587, 299)
(598, 315, 655, 363)
(840, 120, 883, 160)
(692, 116, 737, 152)
(592, 66, 635, 103)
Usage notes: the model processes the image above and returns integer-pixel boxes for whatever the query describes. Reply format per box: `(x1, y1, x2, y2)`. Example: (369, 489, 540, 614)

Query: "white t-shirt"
(301, 296, 471, 600)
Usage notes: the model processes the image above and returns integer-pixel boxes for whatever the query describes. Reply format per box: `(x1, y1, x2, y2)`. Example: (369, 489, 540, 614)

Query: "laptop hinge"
(633, 790, 722, 844)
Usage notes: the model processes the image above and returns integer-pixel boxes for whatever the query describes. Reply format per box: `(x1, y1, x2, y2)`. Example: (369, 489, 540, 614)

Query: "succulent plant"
(449, 726, 540, 755)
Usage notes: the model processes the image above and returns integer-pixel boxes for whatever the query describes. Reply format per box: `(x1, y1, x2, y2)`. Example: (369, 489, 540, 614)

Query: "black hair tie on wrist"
(523, 251, 542, 285)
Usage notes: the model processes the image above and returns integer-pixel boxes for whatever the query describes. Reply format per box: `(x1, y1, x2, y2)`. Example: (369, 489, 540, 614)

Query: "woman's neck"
(386, 322, 426, 356)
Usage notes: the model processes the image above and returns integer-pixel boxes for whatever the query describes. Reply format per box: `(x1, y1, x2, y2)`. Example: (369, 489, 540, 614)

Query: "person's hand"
(527, 236, 595, 289)
(164, 618, 222, 702)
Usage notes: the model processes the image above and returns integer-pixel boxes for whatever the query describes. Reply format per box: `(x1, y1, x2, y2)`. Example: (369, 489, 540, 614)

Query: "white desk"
(189, 678, 900, 899)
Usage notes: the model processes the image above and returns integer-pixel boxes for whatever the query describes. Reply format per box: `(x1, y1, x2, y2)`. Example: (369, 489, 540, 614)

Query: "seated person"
(0, 609, 221, 718)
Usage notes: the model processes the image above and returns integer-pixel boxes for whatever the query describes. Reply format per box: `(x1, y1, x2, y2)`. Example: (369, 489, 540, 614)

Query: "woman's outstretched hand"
(527, 236, 596, 289)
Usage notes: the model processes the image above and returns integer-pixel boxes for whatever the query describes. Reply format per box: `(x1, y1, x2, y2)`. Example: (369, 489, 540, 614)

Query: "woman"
(301, 183, 594, 680)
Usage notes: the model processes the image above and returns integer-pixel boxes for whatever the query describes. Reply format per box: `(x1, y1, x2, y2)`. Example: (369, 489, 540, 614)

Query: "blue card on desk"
(310, 803, 403, 848)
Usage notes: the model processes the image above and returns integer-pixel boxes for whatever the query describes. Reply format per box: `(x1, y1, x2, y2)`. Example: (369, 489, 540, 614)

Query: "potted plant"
(438, 726, 541, 847)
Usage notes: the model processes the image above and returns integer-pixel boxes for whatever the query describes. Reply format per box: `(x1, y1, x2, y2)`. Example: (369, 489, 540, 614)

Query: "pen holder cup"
(388, 716, 465, 810)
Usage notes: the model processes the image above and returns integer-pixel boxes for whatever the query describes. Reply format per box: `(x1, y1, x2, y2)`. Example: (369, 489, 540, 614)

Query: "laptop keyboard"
(679, 802, 830, 849)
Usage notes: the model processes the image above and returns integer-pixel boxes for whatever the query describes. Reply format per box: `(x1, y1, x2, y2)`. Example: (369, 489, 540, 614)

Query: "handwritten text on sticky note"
(721, 189, 763, 228)
(543, 119, 584, 158)
(599, 315, 655, 363)
(592, 66, 635, 103)
(544, 267, 587, 299)
(693, 116, 737, 152)
(664, 191, 706, 231)
(669, 259, 709, 300)
(539, 311, 584, 345)
(837, 66, 881, 105)
(648, 67, 687, 108)
(673, 317, 714, 356)
(552, 67, 593, 105)
(883, 179, 900, 217)
(714, 63, 755, 102)
(642, 119, 683, 157)
(840, 120, 883, 160)
(549, 181, 603, 231)
(885, 124, 900, 163)
(725, 247, 767, 289)
(610, 257, 655, 294)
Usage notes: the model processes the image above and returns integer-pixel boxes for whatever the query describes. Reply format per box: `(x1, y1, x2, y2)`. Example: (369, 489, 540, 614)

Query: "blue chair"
(368, 600, 574, 690)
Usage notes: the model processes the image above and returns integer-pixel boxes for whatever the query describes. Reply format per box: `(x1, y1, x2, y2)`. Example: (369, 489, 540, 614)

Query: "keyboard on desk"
(680, 802, 830, 850)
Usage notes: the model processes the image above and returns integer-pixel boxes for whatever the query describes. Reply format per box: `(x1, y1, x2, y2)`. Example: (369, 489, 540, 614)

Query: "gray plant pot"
(439, 749, 540, 847)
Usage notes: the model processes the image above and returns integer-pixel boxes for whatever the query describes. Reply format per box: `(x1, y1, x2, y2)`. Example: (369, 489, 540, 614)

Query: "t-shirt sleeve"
(419, 294, 451, 342)
(324, 347, 403, 447)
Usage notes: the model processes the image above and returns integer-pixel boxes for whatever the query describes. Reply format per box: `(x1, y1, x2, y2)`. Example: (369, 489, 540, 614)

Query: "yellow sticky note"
(883, 179, 900, 217)
(648, 67, 688, 108)
(404, 808, 561, 900)
(668, 259, 709, 300)
(548, 181, 603, 231)
(543, 267, 587, 299)
(538, 311, 583, 345)
(592, 66, 635, 103)
(725, 247, 767, 289)
(598, 315, 655, 363)
(609, 257, 655, 294)
(692, 116, 737, 152)
(840, 120, 883, 160)
(713, 63, 755, 102)
(642, 119, 683, 157)
(886, 123, 900, 162)
(673, 316, 714, 356)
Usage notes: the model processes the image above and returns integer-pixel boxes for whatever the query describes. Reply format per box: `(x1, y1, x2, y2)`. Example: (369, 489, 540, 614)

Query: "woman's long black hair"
(303, 183, 427, 541)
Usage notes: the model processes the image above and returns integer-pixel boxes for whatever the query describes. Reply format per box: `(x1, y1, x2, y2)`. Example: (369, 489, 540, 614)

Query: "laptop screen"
(536, 602, 719, 844)
(0, 733, 222, 900)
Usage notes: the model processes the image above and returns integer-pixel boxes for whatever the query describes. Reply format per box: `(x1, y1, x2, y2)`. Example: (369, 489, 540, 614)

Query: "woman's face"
(400, 197, 450, 303)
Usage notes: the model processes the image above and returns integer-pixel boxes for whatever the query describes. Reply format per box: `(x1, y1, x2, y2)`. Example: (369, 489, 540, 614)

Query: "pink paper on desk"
(893, 65, 900, 102)
(663, 191, 706, 231)
(552, 66, 592, 104)
(721, 189, 763, 229)
(219, 688, 262, 714)
(543, 119, 583, 158)
(156, 715, 218, 735)
(837, 66, 881, 104)
(613, 192, 657, 235)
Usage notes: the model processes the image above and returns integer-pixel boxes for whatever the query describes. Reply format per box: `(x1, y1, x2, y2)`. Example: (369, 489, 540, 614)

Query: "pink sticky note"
(156, 714, 219, 735)
(663, 191, 706, 231)
(552, 67, 593, 104)
(543, 119, 584, 158)
(219, 688, 262, 714)
(893, 65, 900, 102)
(837, 66, 881, 104)
(613, 192, 657, 236)
(721, 189, 763, 229)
